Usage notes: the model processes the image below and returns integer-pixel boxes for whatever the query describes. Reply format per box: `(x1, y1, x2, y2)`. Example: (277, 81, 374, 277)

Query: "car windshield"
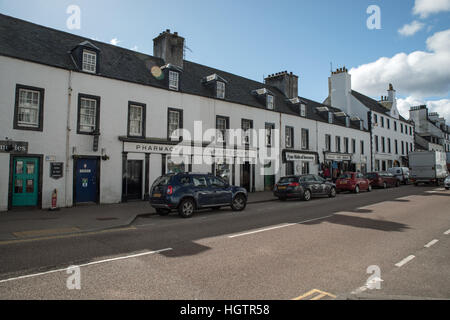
(339, 173, 353, 179)
(367, 173, 378, 179)
(279, 177, 298, 184)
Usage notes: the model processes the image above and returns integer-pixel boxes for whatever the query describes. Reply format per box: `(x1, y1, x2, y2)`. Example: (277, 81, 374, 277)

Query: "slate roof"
(351, 90, 410, 123)
(0, 13, 366, 132)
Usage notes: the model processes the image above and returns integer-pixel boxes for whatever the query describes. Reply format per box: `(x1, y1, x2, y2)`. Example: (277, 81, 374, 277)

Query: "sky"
(1, 0, 449, 122)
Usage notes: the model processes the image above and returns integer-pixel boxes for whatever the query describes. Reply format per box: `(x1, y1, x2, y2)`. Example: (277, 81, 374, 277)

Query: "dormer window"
(300, 104, 306, 117)
(217, 81, 225, 99)
(328, 112, 333, 124)
(267, 95, 274, 110)
(82, 50, 97, 73)
(169, 71, 179, 91)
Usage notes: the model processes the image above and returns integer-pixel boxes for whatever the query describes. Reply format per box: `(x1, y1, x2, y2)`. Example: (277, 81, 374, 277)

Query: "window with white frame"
(285, 127, 293, 148)
(216, 81, 225, 99)
(265, 123, 274, 147)
(128, 104, 144, 137)
(168, 109, 182, 139)
(82, 50, 97, 73)
(216, 116, 228, 143)
(169, 71, 179, 91)
(300, 104, 306, 117)
(301, 129, 309, 150)
(78, 96, 98, 133)
(267, 95, 274, 110)
(242, 119, 252, 145)
(16, 88, 41, 128)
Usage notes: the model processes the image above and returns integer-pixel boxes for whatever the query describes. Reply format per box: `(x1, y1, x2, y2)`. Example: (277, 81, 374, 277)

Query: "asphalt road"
(0, 185, 449, 300)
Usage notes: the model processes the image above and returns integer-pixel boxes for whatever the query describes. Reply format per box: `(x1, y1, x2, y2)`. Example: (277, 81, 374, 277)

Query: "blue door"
(75, 158, 99, 203)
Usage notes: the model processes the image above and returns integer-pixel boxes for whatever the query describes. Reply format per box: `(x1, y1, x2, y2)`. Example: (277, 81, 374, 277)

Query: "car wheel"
(329, 187, 337, 198)
(303, 189, 312, 201)
(178, 198, 195, 218)
(231, 194, 247, 211)
(445, 187, 449, 190)
(354, 185, 360, 194)
(156, 208, 170, 216)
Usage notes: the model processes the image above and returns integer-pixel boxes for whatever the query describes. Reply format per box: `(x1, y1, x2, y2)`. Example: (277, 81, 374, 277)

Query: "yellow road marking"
(13, 227, 81, 238)
(293, 289, 336, 300)
(0, 226, 137, 246)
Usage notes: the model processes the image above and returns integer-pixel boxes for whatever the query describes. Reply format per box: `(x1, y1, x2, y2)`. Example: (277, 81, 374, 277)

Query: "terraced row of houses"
(0, 13, 444, 211)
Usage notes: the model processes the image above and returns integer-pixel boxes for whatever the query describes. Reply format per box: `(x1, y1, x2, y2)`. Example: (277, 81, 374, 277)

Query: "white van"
(409, 151, 449, 186)
(387, 167, 410, 185)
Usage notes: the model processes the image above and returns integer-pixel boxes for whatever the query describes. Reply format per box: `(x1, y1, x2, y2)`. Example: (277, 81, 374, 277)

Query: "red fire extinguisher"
(50, 189, 58, 211)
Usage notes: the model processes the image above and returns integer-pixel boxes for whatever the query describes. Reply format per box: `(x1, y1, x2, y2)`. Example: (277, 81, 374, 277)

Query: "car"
(273, 174, 337, 201)
(367, 172, 400, 188)
(336, 172, 372, 193)
(387, 167, 410, 185)
(149, 173, 248, 218)
(445, 176, 450, 190)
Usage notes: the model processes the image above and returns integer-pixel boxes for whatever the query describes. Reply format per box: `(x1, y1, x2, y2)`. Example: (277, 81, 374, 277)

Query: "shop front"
(323, 152, 352, 181)
(120, 138, 258, 200)
(282, 150, 319, 176)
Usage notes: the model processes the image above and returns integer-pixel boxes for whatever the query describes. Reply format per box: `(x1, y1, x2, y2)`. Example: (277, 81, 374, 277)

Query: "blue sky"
(1, 0, 449, 120)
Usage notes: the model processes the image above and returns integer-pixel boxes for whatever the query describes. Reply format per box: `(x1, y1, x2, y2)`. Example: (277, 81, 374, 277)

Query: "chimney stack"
(153, 30, 185, 69)
(264, 71, 299, 99)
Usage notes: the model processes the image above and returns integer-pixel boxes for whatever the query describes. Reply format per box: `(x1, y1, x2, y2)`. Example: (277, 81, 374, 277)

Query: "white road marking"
(228, 215, 333, 238)
(444, 229, 450, 235)
(424, 239, 439, 248)
(0, 248, 173, 284)
(395, 255, 415, 268)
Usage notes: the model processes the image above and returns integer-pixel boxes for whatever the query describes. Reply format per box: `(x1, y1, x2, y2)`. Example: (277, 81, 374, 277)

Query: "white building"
(0, 14, 370, 211)
(409, 105, 450, 153)
(325, 68, 415, 171)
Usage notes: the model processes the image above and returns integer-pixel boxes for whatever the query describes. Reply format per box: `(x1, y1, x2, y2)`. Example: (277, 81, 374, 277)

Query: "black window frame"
(360, 140, 365, 155)
(127, 101, 146, 138)
(241, 119, 253, 146)
(325, 134, 331, 152)
(301, 128, 309, 150)
(167, 107, 184, 141)
(77, 93, 101, 135)
(13, 84, 45, 132)
(352, 139, 356, 154)
(285, 126, 294, 149)
(216, 115, 230, 145)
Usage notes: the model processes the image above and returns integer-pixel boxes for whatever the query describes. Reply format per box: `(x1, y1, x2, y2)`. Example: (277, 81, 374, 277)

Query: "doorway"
(125, 160, 143, 200)
(11, 156, 40, 207)
(74, 157, 100, 204)
(241, 162, 251, 192)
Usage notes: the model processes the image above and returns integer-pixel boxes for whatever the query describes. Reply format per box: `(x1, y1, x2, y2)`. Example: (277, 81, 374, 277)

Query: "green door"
(12, 157, 39, 207)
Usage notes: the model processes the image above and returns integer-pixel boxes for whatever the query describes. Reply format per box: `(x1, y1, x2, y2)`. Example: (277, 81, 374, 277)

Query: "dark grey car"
(273, 174, 337, 201)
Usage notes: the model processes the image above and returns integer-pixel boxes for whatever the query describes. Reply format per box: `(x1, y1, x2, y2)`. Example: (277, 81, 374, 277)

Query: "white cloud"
(131, 45, 138, 51)
(349, 29, 450, 98)
(413, 0, 450, 18)
(398, 21, 425, 36)
(110, 38, 120, 46)
(398, 97, 450, 122)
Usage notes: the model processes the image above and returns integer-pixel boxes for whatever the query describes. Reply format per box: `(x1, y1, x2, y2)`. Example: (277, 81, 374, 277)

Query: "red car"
(336, 172, 372, 193)
(367, 172, 400, 188)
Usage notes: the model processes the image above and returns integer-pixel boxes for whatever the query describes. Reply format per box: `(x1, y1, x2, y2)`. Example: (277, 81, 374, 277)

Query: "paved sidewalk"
(0, 191, 276, 241)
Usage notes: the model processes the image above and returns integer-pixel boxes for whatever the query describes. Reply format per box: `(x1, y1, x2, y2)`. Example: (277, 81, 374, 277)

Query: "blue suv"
(150, 173, 248, 218)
